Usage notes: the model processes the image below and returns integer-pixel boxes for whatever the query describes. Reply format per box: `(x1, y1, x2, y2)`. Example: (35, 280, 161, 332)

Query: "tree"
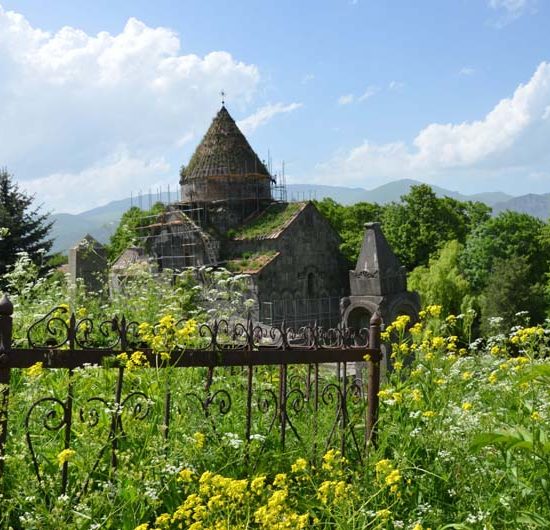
(107, 202, 166, 262)
(480, 255, 546, 334)
(0, 169, 53, 281)
(408, 240, 472, 317)
(381, 185, 489, 270)
(461, 211, 549, 292)
(315, 198, 384, 263)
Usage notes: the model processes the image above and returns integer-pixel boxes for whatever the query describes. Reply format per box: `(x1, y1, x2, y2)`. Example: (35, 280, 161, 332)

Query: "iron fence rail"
(0, 294, 382, 500)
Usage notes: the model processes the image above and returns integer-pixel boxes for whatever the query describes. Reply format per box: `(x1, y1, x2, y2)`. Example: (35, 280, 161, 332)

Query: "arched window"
(307, 272, 315, 298)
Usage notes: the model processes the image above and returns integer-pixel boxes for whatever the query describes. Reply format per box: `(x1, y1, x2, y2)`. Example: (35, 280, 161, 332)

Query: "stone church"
(72, 104, 419, 330)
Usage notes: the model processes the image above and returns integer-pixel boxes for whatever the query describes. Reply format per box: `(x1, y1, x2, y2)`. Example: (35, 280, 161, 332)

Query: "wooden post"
(0, 294, 14, 482)
(366, 311, 382, 449)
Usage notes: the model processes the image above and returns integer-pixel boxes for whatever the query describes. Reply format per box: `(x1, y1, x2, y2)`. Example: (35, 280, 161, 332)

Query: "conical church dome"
(181, 106, 270, 183)
(179, 105, 273, 217)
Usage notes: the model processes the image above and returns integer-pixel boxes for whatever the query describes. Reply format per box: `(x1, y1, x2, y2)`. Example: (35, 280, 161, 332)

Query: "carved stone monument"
(68, 234, 107, 293)
(341, 222, 420, 374)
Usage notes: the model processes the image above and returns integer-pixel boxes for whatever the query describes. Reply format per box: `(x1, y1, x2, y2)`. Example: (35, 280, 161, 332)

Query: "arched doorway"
(347, 306, 371, 332)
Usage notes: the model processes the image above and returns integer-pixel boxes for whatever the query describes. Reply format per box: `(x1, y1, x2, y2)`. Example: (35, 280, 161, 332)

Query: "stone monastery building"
(71, 104, 418, 330)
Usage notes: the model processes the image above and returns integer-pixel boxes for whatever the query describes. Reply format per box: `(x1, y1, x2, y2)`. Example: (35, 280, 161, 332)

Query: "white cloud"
(22, 153, 172, 214)
(489, 0, 529, 15)
(339, 86, 379, 105)
(317, 62, 550, 193)
(459, 67, 476, 76)
(0, 5, 261, 212)
(237, 102, 303, 135)
(301, 73, 315, 84)
(358, 86, 379, 102)
(488, 0, 536, 26)
(388, 80, 405, 91)
(338, 94, 355, 105)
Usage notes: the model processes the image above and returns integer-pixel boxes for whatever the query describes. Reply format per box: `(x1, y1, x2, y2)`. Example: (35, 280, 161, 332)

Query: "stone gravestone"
(68, 234, 107, 293)
(340, 222, 420, 377)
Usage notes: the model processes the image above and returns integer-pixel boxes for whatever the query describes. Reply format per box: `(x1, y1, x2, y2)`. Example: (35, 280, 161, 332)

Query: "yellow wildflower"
(127, 350, 149, 370)
(392, 391, 403, 403)
(422, 410, 436, 418)
(385, 468, 401, 486)
(193, 432, 205, 449)
(116, 352, 128, 365)
(393, 314, 410, 332)
(291, 458, 308, 473)
(273, 473, 287, 487)
(155, 513, 171, 528)
(426, 305, 442, 318)
(376, 508, 391, 519)
(251, 475, 267, 494)
(317, 480, 348, 504)
(375, 459, 393, 476)
(26, 362, 44, 378)
(461, 402, 473, 411)
(531, 411, 542, 421)
(57, 448, 76, 467)
(179, 468, 194, 483)
(322, 449, 344, 471)
(445, 314, 457, 326)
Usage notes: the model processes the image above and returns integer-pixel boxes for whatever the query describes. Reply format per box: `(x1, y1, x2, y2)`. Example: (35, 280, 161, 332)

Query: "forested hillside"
(316, 184, 550, 334)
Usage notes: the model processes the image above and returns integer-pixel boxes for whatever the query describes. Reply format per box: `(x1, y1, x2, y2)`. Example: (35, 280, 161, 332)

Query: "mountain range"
(49, 178, 550, 254)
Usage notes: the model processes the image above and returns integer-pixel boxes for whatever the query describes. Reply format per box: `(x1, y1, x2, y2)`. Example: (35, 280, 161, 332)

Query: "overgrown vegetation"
(229, 202, 302, 240)
(225, 250, 278, 273)
(107, 202, 166, 262)
(316, 184, 550, 332)
(0, 169, 53, 285)
(2, 183, 550, 528)
(1, 260, 549, 528)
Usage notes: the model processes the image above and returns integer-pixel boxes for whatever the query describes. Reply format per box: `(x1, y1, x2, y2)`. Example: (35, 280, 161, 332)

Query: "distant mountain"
(286, 179, 513, 207)
(492, 193, 550, 219)
(50, 192, 173, 253)
(51, 179, 548, 255)
(286, 184, 369, 205)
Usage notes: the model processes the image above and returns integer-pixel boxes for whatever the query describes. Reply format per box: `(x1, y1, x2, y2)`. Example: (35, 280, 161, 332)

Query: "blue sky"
(1, 0, 549, 212)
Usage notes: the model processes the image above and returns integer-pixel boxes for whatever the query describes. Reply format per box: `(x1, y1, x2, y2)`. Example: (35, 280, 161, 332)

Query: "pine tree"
(0, 168, 53, 279)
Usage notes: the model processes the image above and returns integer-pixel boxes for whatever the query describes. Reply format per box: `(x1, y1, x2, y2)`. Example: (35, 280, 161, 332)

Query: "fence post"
(0, 294, 14, 482)
(366, 311, 381, 449)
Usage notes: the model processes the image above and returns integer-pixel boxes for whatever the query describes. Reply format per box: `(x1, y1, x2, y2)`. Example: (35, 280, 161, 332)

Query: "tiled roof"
(181, 106, 270, 182)
(111, 246, 149, 271)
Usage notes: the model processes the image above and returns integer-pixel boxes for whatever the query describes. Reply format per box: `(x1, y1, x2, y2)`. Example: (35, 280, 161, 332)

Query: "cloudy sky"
(1, 0, 549, 213)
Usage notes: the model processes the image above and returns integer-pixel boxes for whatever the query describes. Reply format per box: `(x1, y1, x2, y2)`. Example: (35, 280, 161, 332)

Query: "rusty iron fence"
(0, 294, 382, 499)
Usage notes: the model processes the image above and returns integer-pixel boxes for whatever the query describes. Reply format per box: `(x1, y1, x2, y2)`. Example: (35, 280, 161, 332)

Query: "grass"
(224, 251, 278, 273)
(1, 306, 549, 529)
(230, 202, 303, 240)
(2, 256, 549, 529)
